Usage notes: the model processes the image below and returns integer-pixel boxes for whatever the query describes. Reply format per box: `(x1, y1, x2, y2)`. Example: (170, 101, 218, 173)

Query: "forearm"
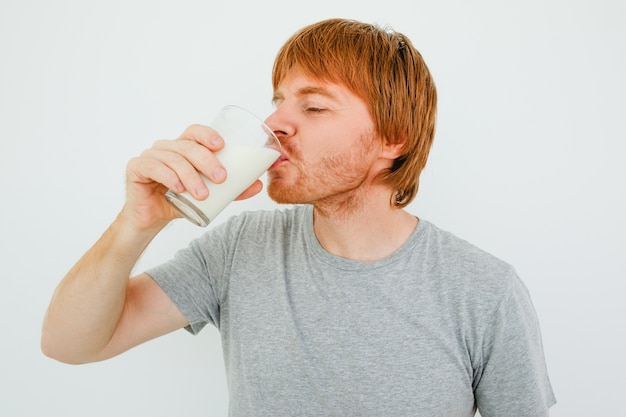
(41, 210, 163, 364)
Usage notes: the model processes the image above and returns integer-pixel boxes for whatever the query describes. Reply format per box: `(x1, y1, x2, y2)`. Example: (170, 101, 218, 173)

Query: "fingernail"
(212, 167, 226, 181)
(196, 185, 208, 198)
(210, 136, 221, 147)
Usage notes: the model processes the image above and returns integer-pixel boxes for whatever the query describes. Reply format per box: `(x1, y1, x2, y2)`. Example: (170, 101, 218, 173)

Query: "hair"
(272, 18, 437, 207)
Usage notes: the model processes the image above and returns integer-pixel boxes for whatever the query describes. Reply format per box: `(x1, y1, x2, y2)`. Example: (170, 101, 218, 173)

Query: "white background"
(1, 0, 624, 416)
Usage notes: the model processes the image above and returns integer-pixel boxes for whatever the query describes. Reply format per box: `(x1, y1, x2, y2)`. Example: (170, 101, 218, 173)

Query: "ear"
(380, 139, 404, 160)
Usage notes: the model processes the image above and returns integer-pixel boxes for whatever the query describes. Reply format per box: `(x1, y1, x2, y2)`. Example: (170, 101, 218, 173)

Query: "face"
(266, 69, 390, 208)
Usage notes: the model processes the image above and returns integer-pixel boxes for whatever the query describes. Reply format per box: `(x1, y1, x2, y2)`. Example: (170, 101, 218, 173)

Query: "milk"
(166, 144, 280, 226)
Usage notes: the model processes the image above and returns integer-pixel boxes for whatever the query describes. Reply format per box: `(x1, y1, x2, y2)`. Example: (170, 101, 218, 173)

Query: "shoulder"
(414, 220, 525, 316)
(417, 219, 516, 283)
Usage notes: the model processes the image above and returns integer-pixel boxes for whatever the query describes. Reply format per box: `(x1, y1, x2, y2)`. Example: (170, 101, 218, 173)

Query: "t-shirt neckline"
(300, 204, 427, 272)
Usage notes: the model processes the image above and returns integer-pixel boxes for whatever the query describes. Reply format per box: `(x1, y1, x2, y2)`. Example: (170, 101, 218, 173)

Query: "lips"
(269, 152, 289, 170)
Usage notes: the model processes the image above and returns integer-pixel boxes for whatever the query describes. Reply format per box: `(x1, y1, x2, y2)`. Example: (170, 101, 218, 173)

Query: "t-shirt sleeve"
(145, 221, 234, 335)
(473, 275, 557, 416)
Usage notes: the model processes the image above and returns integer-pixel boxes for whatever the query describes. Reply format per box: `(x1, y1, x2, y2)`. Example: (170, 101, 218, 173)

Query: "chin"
(268, 185, 298, 204)
(267, 179, 305, 205)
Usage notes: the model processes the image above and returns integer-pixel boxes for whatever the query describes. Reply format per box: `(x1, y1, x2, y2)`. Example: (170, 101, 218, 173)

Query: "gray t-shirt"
(147, 205, 556, 416)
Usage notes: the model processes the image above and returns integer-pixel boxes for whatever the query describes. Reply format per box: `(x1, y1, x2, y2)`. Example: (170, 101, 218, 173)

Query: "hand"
(123, 124, 262, 230)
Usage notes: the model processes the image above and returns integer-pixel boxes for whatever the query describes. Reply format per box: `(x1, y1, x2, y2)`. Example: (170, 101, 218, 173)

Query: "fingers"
(179, 124, 224, 151)
(176, 125, 228, 190)
(134, 147, 209, 199)
(126, 154, 184, 193)
(128, 125, 227, 201)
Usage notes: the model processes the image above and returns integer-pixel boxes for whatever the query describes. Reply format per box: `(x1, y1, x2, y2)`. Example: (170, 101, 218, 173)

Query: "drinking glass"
(165, 105, 281, 227)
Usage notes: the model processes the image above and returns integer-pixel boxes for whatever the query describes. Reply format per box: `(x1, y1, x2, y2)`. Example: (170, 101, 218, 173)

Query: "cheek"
(294, 123, 377, 170)
(300, 135, 345, 164)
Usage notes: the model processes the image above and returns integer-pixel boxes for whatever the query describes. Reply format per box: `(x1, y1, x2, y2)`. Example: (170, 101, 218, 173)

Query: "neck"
(312, 186, 418, 262)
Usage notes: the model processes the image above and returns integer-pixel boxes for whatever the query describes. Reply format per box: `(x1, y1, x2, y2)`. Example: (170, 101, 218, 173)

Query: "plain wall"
(1, 0, 624, 415)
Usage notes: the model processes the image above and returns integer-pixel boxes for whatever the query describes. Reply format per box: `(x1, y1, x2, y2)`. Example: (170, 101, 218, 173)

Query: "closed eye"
(305, 107, 326, 114)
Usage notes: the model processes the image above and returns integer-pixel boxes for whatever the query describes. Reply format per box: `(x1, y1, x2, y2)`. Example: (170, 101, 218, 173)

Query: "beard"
(267, 131, 379, 210)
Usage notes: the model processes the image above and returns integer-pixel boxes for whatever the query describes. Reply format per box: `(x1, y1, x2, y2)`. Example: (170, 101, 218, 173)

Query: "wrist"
(109, 208, 167, 258)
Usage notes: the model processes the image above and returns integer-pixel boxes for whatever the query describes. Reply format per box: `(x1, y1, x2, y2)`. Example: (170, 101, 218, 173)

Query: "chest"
(219, 265, 478, 416)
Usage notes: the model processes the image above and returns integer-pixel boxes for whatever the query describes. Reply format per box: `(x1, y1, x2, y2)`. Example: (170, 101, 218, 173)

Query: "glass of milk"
(164, 105, 281, 227)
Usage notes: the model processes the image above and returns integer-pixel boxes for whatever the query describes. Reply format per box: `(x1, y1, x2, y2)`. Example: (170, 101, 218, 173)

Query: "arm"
(41, 124, 262, 364)
(474, 275, 556, 416)
(40, 211, 188, 364)
(41, 225, 177, 363)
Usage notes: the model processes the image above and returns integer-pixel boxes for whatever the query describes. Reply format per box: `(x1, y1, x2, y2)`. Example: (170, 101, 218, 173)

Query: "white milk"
(168, 144, 280, 225)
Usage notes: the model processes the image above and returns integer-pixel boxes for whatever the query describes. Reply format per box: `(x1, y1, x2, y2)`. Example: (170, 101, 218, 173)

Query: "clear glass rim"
(219, 104, 282, 153)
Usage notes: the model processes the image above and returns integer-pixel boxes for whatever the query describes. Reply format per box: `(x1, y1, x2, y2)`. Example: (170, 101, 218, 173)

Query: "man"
(42, 18, 555, 416)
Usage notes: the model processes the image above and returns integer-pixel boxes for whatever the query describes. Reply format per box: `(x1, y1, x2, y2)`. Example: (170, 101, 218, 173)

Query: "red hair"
(272, 18, 437, 207)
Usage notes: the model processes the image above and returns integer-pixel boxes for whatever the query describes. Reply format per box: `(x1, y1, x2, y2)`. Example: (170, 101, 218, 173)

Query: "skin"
(267, 69, 418, 260)
(40, 68, 418, 364)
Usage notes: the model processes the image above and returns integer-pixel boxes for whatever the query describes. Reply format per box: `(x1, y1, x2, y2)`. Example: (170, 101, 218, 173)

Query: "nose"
(265, 106, 295, 141)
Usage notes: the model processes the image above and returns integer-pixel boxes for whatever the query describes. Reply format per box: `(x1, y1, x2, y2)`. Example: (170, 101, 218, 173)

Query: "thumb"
(235, 180, 263, 201)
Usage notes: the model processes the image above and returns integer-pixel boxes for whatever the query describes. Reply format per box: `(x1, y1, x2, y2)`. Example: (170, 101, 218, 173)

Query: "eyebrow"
(272, 85, 338, 105)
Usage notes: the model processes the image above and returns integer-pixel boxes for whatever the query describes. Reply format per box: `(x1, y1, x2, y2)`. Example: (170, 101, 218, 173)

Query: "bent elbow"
(40, 336, 77, 365)
(40, 328, 93, 365)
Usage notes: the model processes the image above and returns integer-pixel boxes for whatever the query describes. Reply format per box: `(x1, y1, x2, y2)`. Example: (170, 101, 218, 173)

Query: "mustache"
(276, 140, 298, 160)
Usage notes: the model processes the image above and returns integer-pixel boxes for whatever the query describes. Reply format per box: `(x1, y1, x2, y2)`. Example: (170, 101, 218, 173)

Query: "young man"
(42, 18, 555, 416)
